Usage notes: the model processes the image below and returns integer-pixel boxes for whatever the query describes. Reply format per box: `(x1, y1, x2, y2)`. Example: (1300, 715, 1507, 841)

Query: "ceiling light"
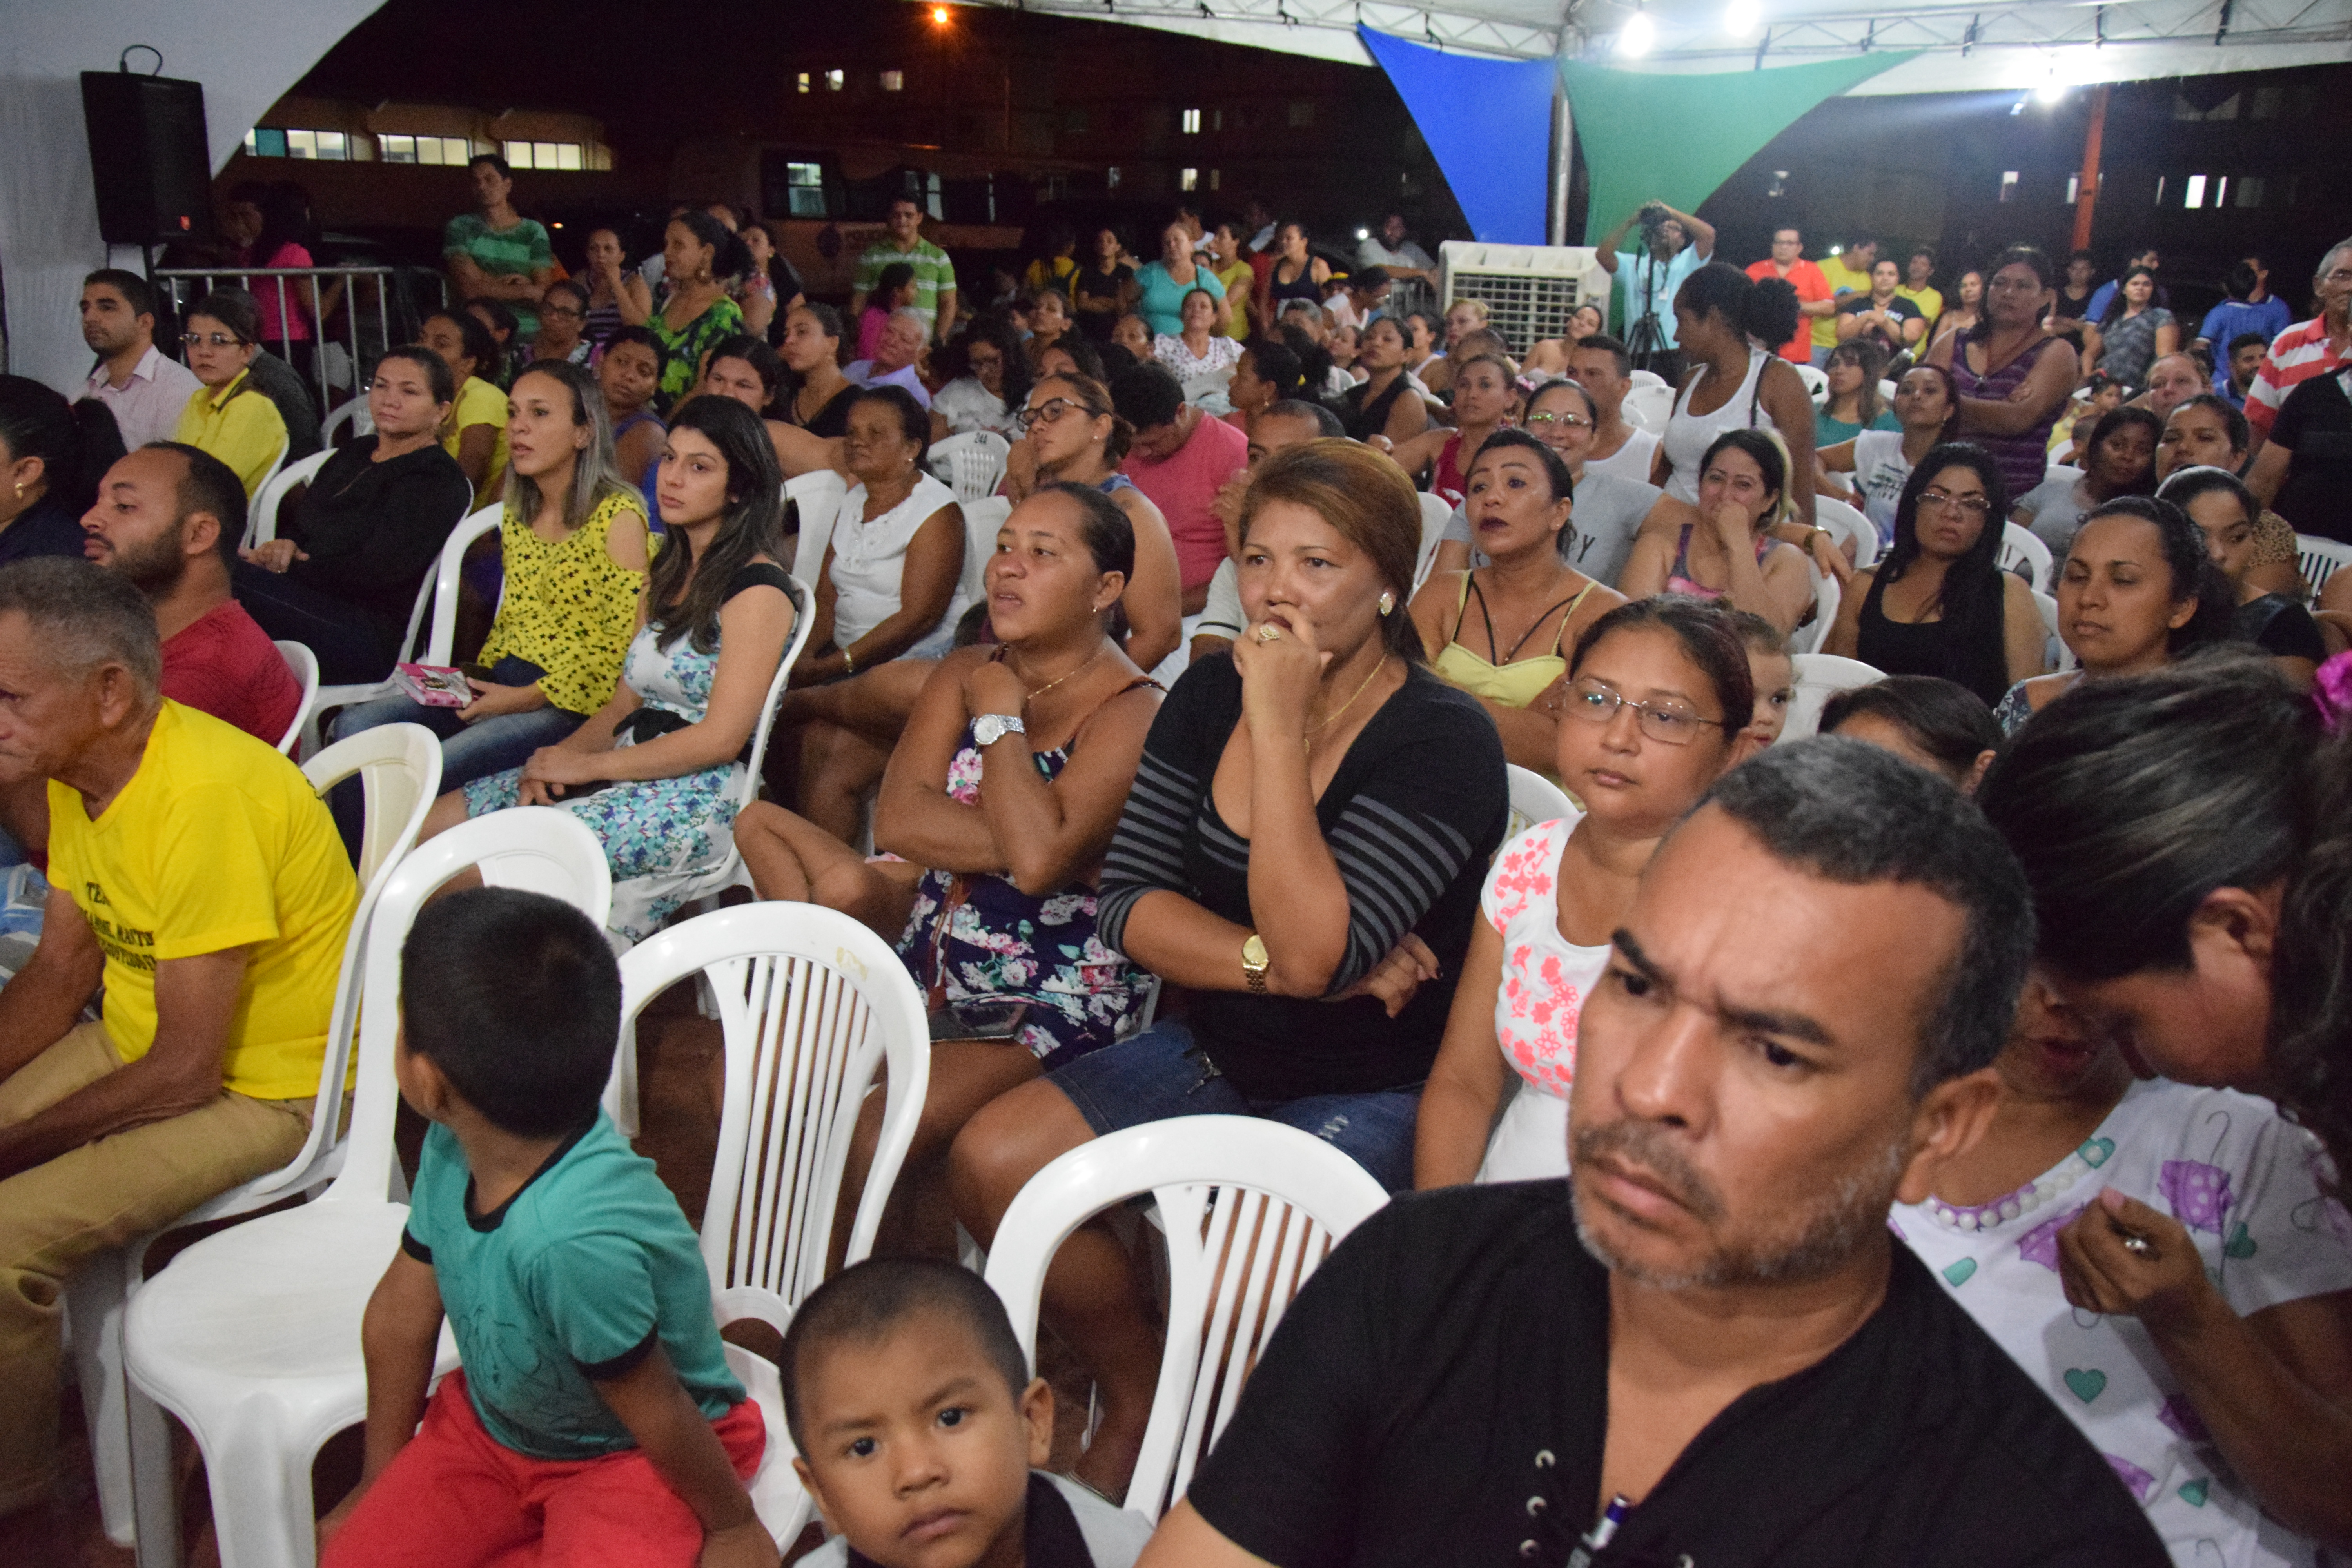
(1725, 0, 1761, 38)
(931, 5, 951, 22)
(1619, 11, 1656, 56)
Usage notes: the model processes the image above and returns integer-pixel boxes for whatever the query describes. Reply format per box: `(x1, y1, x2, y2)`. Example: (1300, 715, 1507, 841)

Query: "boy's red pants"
(321, 1370, 768, 1567)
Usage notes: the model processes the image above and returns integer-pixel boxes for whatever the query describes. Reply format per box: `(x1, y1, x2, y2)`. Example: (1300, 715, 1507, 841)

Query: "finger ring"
(1256, 624, 1283, 642)
(2120, 1233, 2153, 1258)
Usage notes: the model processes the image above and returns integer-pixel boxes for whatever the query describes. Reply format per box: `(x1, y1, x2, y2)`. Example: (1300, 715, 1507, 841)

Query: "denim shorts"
(1046, 1018, 1423, 1193)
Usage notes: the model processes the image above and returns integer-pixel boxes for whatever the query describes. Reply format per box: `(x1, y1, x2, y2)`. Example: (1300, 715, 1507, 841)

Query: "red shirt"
(1747, 258, 1832, 362)
(1123, 412, 1250, 592)
(162, 600, 302, 747)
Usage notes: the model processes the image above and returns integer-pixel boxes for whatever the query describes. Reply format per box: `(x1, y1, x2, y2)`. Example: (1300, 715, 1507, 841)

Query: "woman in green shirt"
(646, 211, 748, 415)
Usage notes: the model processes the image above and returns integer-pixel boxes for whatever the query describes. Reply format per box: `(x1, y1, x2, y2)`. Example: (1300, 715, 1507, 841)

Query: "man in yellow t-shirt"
(0, 557, 355, 1512)
(1811, 235, 1879, 365)
(1894, 244, 1945, 332)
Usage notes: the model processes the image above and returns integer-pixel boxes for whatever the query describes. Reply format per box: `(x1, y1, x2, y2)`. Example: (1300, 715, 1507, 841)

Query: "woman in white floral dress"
(1413, 597, 1758, 1188)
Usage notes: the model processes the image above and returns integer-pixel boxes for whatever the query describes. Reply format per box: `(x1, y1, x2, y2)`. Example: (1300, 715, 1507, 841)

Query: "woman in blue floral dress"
(420, 396, 797, 940)
(730, 482, 1162, 1233)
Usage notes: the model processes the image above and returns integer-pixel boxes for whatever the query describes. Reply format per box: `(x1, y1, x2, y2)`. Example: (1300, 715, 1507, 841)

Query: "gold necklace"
(1304, 653, 1390, 749)
(1015, 646, 1104, 704)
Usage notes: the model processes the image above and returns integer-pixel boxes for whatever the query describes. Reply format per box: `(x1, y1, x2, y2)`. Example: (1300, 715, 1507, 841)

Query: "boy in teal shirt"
(319, 888, 774, 1568)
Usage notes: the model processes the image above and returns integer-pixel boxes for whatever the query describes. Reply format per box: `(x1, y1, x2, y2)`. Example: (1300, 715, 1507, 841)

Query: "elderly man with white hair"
(844, 306, 934, 409)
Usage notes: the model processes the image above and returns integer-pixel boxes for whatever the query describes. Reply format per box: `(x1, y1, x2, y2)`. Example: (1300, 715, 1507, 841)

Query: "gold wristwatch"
(1241, 933, 1270, 994)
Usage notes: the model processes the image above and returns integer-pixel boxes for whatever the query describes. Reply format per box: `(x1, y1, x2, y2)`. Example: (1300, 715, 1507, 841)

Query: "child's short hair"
(399, 887, 622, 1137)
(780, 1259, 1029, 1452)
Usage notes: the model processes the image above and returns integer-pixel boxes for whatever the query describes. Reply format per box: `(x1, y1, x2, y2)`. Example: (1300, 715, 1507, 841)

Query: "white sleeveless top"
(1659, 346, 1778, 506)
(1475, 815, 1609, 1185)
(828, 472, 968, 657)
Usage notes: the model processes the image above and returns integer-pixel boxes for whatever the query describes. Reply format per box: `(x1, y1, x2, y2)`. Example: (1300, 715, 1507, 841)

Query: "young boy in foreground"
(319, 887, 777, 1568)
(784, 1258, 1153, 1568)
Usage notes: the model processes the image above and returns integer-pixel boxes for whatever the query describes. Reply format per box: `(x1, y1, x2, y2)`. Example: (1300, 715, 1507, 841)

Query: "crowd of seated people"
(16, 167, 2352, 1568)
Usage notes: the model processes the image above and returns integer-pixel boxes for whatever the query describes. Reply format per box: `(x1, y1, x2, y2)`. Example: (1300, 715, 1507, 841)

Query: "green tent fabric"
(1563, 53, 1919, 246)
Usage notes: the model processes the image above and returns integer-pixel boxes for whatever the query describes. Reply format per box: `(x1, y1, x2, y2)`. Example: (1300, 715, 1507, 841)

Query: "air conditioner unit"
(1438, 243, 1612, 357)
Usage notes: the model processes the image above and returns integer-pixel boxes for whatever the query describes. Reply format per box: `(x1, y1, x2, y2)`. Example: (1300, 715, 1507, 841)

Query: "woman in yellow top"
(1407, 430, 1626, 775)
(172, 288, 289, 499)
(1207, 220, 1256, 343)
(420, 307, 510, 496)
(327, 359, 648, 793)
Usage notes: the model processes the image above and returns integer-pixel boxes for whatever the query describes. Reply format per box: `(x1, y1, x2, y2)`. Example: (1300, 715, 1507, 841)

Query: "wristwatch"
(1241, 933, 1270, 995)
(972, 713, 1026, 748)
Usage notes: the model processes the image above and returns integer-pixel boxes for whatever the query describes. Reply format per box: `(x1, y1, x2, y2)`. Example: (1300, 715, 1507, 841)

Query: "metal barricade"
(153, 266, 442, 419)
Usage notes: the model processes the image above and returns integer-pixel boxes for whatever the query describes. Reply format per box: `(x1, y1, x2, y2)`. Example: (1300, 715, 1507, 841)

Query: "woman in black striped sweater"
(949, 439, 1508, 1497)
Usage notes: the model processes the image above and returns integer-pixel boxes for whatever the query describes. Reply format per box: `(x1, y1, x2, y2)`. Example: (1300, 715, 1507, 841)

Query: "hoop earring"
(1378, 592, 1395, 617)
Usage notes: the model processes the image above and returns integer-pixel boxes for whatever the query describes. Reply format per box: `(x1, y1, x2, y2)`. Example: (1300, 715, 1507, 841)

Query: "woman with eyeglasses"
(1406, 430, 1624, 777)
(1818, 362, 1958, 546)
(1414, 596, 1755, 1190)
(1927, 246, 2078, 505)
(1991, 495, 2232, 733)
(1823, 443, 2047, 707)
(931, 312, 1031, 442)
(171, 288, 290, 498)
(520, 278, 592, 367)
(1619, 426, 1813, 634)
(1013, 373, 1183, 672)
(950, 439, 1506, 1495)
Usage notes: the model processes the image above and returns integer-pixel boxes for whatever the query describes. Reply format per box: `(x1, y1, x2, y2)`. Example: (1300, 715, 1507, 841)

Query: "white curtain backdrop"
(0, 0, 383, 393)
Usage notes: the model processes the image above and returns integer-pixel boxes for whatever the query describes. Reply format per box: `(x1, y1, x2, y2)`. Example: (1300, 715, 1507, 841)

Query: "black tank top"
(1855, 566, 2011, 708)
(1344, 374, 1416, 443)
(1267, 256, 1323, 310)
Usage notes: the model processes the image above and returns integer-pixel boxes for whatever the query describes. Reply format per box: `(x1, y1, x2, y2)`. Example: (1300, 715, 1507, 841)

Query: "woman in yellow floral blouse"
(328, 359, 648, 791)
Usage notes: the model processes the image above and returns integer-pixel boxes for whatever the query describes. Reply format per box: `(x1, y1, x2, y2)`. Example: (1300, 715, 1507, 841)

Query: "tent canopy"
(955, 0, 2352, 90)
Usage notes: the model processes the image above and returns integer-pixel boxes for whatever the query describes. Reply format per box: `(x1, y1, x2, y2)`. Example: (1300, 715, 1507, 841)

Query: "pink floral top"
(1482, 815, 1606, 1102)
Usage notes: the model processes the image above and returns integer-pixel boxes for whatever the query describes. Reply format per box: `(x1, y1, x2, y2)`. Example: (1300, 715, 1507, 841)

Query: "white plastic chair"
(1878, 378, 1898, 403)
(319, 399, 374, 446)
(958, 495, 1012, 610)
(305, 503, 504, 754)
(122, 811, 610, 1568)
(1181, 365, 1238, 407)
(1504, 763, 1575, 840)
(604, 902, 931, 1546)
(245, 435, 292, 520)
(1783, 653, 1884, 741)
(925, 430, 1011, 505)
(1411, 492, 1453, 592)
(982, 1117, 1389, 1523)
(1813, 496, 1878, 571)
(1789, 568, 1842, 657)
(1793, 361, 1830, 403)
(2001, 522, 2054, 593)
(1626, 368, 1666, 390)
(71, 724, 441, 1552)
(2296, 534, 2352, 603)
(270, 640, 319, 757)
(246, 449, 334, 550)
(2032, 587, 2078, 672)
(1621, 383, 1675, 435)
(787, 469, 848, 586)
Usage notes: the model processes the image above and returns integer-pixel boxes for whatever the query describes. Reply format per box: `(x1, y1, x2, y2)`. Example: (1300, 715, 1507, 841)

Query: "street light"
(931, 5, 951, 23)
(1619, 11, 1656, 57)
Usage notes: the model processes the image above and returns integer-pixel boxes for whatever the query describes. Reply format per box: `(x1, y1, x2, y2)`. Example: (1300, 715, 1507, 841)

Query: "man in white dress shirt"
(76, 271, 201, 451)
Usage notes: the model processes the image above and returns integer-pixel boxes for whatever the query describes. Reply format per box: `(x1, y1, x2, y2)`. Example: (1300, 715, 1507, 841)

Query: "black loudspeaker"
(80, 71, 216, 247)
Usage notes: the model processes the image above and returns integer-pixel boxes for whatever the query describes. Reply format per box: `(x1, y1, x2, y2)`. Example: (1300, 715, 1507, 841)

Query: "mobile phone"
(930, 1000, 1029, 1042)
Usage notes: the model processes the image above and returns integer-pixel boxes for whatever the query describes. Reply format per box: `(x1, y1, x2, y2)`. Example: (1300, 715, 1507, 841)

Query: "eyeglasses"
(1015, 397, 1089, 432)
(1918, 488, 1992, 520)
(2323, 268, 2352, 287)
(542, 305, 584, 319)
(1565, 677, 1724, 746)
(182, 331, 246, 348)
(1523, 411, 1593, 431)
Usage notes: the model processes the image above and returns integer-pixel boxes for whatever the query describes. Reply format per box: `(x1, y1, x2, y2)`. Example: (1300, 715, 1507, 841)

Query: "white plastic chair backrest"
(1878, 378, 1898, 403)
(612, 904, 929, 1328)
(230, 724, 442, 1205)
(1621, 384, 1675, 435)
(1784, 653, 1884, 741)
(2045, 463, 2085, 487)
(2031, 587, 2077, 671)
(958, 496, 1013, 608)
(737, 575, 817, 813)
(1412, 493, 1453, 591)
(1505, 763, 1575, 840)
(329, 809, 612, 1205)
(421, 505, 506, 667)
(1626, 368, 1666, 390)
(1793, 362, 1829, 402)
(1182, 366, 1236, 405)
(927, 430, 1012, 505)
(2296, 534, 2352, 602)
(786, 470, 847, 586)
(321, 398, 375, 445)
(983, 1117, 1389, 1522)
(1789, 568, 1841, 656)
(270, 639, 320, 756)
(2001, 523, 2054, 593)
(1813, 496, 1878, 571)
(247, 448, 334, 549)
(246, 434, 292, 529)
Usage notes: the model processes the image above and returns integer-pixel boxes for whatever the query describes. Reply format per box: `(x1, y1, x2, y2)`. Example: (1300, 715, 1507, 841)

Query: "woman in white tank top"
(1651, 262, 1821, 525)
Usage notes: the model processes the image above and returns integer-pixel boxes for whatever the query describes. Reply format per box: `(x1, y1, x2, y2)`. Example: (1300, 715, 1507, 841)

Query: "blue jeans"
(1047, 1018, 1424, 1193)
(327, 679, 584, 851)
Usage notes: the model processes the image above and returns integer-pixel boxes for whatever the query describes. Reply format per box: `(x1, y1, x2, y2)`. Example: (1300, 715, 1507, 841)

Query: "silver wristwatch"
(972, 713, 1026, 748)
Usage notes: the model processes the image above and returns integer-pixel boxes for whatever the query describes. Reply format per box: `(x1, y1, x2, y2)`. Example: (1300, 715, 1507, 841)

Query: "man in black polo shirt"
(1141, 740, 2169, 1568)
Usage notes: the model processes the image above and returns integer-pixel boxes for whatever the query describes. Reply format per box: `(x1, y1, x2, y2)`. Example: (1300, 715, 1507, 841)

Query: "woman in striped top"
(949, 439, 1508, 1499)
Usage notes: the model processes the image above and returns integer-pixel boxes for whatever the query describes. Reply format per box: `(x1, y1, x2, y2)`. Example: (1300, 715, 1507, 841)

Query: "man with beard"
(1137, 740, 2168, 1568)
(82, 444, 300, 746)
(76, 270, 200, 452)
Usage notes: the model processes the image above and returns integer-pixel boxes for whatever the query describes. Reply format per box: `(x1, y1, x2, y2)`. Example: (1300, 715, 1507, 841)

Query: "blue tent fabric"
(1359, 26, 1555, 243)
